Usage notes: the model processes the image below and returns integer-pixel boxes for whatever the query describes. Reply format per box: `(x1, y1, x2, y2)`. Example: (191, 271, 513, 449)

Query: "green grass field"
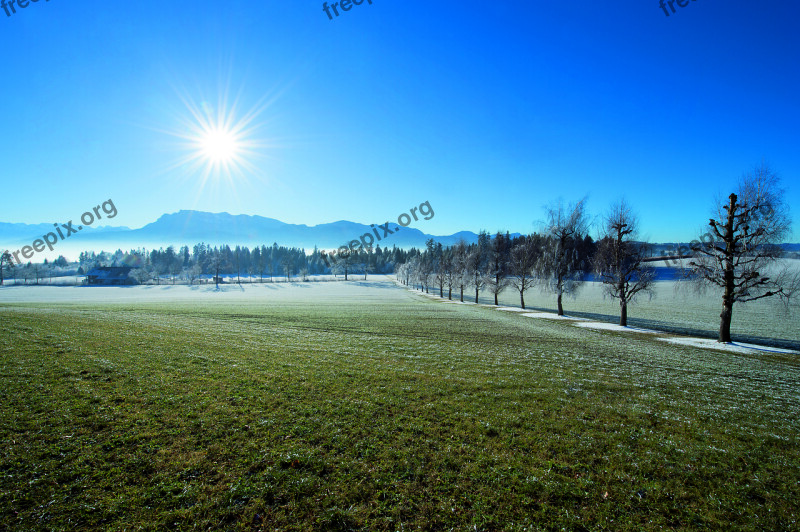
(1, 280, 799, 530)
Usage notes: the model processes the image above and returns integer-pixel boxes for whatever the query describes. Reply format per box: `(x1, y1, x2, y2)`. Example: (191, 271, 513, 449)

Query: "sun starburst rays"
(157, 83, 281, 202)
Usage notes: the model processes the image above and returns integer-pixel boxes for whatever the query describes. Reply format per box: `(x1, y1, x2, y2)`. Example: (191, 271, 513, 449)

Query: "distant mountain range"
(2, 210, 797, 256)
(0, 210, 493, 252)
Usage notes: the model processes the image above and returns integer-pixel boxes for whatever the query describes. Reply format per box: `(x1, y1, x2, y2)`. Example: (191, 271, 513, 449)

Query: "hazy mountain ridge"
(1, 210, 491, 251)
(0, 222, 130, 235)
(3, 211, 797, 253)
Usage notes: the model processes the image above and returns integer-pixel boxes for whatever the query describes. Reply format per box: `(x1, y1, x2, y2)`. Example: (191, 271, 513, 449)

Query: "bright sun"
(200, 127, 240, 163)
(161, 84, 278, 195)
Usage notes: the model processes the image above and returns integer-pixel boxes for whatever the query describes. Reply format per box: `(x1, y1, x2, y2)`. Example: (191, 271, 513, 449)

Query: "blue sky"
(2, 0, 799, 243)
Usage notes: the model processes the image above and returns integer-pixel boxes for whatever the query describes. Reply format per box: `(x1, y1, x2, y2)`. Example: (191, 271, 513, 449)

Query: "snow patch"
(573, 322, 659, 334)
(521, 312, 587, 321)
(658, 337, 798, 355)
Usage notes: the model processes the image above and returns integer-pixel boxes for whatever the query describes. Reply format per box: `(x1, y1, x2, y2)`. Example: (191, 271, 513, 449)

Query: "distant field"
(1, 280, 799, 530)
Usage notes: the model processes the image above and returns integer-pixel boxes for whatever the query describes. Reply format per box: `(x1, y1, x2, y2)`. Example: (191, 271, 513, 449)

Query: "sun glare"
(158, 82, 282, 197)
(200, 127, 240, 164)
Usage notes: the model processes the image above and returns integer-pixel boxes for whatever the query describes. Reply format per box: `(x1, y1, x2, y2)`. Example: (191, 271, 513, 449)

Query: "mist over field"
(2, 268, 799, 349)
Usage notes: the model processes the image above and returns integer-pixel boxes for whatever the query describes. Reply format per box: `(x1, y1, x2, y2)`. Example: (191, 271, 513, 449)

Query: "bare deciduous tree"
(418, 257, 433, 293)
(185, 263, 202, 285)
(484, 232, 510, 305)
(435, 255, 450, 298)
(443, 252, 457, 300)
(206, 248, 229, 289)
(684, 163, 799, 343)
(170, 260, 182, 285)
(33, 264, 43, 285)
(466, 247, 485, 303)
(509, 237, 538, 309)
(453, 240, 468, 302)
(593, 199, 656, 326)
(396, 261, 413, 286)
(281, 255, 293, 282)
(536, 198, 589, 315)
(332, 249, 355, 281)
(406, 255, 421, 290)
(133, 264, 151, 285)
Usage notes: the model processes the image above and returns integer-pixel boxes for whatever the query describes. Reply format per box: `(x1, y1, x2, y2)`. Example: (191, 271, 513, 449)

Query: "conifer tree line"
(65, 243, 416, 285)
(1, 243, 422, 287)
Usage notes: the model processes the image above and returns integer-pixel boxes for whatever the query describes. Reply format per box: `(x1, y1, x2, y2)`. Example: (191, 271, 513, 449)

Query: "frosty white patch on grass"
(496, 307, 529, 312)
(659, 337, 799, 355)
(573, 322, 659, 334)
(521, 312, 587, 321)
(418, 293, 442, 299)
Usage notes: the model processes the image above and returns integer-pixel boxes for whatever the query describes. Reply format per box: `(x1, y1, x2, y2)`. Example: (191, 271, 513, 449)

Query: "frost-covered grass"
(451, 268, 800, 349)
(1, 279, 799, 530)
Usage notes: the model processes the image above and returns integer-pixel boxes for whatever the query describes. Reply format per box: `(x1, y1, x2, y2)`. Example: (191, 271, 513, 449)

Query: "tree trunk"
(719, 194, 737, 343)
(475, 287, 479, 304)
(448, 287, 452, 300)
(440, 285, 443, 298)
(460, 286, 464, 302)
(719, 300, 734, 343)
(520, 292, 525, 309)
(494, 292, 498, 306)
(620, 299, 627, 326)
(557, 289, 564, 316)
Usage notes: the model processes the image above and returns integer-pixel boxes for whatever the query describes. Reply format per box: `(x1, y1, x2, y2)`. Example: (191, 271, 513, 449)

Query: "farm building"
(85, 266, 138, 286)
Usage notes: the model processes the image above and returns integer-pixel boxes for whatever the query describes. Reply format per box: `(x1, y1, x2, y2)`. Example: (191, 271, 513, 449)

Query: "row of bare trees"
(0, 257, 77, 286)
(396, 199, 599, 315)
(396, 198, 646, 323)
(397, 163, 799, 343)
